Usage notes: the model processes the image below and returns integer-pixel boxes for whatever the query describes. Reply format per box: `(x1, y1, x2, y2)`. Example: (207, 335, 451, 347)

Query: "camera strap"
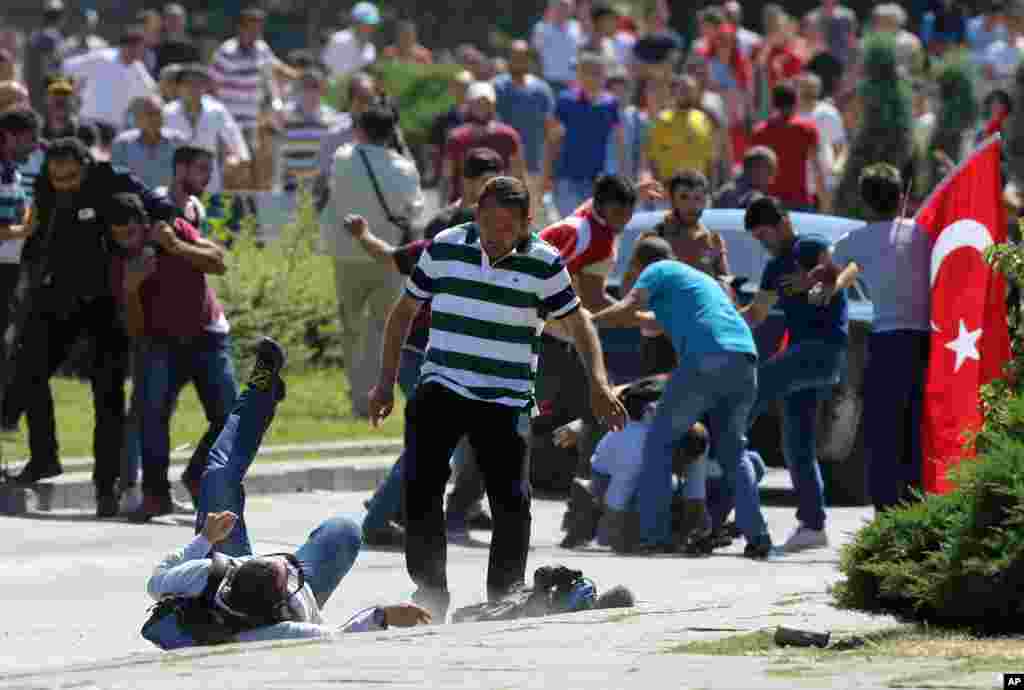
(357, 147, 413, 245)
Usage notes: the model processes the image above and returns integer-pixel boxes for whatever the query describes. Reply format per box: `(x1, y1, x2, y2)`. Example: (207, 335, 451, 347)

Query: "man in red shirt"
(444, 81, 528, 203)
(109, 152, 234, 521)
(749, 83, 830, 213)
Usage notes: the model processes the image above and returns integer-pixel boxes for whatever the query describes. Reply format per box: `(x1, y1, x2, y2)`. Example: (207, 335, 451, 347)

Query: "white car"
(602, 209, 874, 505)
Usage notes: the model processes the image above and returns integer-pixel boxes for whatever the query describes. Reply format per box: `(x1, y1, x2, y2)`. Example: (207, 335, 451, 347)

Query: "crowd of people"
(0, 0, 1017, 639)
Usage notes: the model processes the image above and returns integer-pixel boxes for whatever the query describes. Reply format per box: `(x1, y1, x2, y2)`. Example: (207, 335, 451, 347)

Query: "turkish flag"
(914, 135, 1012, 493)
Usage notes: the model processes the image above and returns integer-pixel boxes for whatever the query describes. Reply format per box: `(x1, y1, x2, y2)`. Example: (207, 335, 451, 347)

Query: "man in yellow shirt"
(641, 75, 717, 186)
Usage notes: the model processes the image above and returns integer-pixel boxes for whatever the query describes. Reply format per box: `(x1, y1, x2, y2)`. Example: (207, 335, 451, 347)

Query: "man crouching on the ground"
(143, 338, 431, 649)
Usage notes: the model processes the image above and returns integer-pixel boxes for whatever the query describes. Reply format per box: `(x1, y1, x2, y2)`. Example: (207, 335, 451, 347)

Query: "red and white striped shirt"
(539, 202, 617, 277)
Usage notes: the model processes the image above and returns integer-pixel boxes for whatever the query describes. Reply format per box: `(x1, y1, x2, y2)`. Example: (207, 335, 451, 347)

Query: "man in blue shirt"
(545, 52, 624, 217)
(593, 235, 774, 558)
(740, 195, 848, 553)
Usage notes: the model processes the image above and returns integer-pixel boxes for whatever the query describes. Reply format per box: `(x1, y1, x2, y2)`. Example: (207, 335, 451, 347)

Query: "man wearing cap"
(155, 4, 201, 76)
(61, 25, 156, 136)
(444, 82, 527, 205)
(41, 77, 78, 141)
(111, 95, 187, 191)
(24, 0, 66, 114)
(163, 64, 250, 195)
(322, 3, 380, 79)
(740, 195, 848, 553)
(327, 103, 423, 419)
(2, 137, 178, 518)
(280, 69, 340, 193)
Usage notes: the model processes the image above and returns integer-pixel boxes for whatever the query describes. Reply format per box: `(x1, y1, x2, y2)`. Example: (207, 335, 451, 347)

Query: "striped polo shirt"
(0, 161, 27, 264)
(210, 38, 277, 131)
(19, 147, 45, 203)
(281, 102, 339, 190)
(407, 222, 581, 408)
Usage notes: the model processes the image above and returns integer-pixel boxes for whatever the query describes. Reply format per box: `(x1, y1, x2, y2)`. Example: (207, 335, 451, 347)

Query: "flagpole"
(914, 134, 1003, 221)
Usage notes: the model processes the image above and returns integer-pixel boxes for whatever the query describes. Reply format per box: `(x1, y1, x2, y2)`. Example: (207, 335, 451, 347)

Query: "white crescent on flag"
(929, 219, 994, 288)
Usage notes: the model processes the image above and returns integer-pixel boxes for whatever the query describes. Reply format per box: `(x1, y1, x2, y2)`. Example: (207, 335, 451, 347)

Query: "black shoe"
(247, 337, 287, 395)
(680, 532, 716, 557)
(743, 539, 777, 560)
(96, 493, 119, 518)
(363, 521, 406, 548)
(11, 461, 63, 485)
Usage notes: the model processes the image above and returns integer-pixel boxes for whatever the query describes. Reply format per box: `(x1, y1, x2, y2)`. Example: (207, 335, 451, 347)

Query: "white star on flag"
(944, 319, 983, 372)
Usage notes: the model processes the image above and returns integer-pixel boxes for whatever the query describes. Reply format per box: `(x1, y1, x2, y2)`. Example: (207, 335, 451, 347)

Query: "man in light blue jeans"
(740, 196, 849, 553)
(593, 236, 774, 558)
(144, 337, 431, 650)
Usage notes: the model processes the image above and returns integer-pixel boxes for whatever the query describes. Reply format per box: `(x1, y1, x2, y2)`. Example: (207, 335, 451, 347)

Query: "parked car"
(598, 209, 874, 506)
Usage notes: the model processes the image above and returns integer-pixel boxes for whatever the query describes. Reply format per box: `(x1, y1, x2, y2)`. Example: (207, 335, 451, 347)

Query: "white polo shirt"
(62, 48, 156, 129)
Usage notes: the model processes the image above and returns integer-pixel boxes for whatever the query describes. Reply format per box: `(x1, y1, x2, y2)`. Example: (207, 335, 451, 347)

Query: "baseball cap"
(466, 81, 496, 103)
(463, 147, 504, 179)
(351, 2, 380, 25)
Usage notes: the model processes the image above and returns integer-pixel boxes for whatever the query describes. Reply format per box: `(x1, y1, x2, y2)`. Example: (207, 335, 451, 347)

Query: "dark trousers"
(0, 263, 21, 373)
(404, 383, 531, 599)
(863, 330, 929, 512)
(534, 336, 596, 474)
(2, 293, 129, 493)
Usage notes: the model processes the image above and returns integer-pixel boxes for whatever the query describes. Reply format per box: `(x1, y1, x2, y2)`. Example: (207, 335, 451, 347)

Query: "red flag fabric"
(914, 135, 1012, 493)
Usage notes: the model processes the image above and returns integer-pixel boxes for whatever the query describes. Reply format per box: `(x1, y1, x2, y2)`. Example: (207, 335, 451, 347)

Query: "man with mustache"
(1, 137, 177, 519)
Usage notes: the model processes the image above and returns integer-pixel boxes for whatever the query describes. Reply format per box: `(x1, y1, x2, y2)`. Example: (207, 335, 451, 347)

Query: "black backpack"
(141, 553, 255, 648)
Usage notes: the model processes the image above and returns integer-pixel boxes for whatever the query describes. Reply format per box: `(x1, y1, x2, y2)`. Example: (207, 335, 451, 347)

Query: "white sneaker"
(782, 525, 829, 553)
(119, 485, 144, 514)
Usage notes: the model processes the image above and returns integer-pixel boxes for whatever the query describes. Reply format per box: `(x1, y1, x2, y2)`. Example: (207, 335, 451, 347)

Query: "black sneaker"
(743, 539, 778, 560)
(126, 494, 175, 522)
(10, 461, 63, 485)
(363, 521, 406, 548)
(96, 492, 119, 518)
(247, 337, 287, 395)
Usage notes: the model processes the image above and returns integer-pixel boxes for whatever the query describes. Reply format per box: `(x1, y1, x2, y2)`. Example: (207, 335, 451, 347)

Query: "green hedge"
(209, 191, 341, 374)
(326, 61, 461, 150)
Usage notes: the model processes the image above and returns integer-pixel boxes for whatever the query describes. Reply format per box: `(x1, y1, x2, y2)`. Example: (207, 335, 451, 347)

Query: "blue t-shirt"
(760, 234, 848, 345)
(635, 260, 757, 361)
(554, 89, 621, 181)
(494, 74, 555, 174)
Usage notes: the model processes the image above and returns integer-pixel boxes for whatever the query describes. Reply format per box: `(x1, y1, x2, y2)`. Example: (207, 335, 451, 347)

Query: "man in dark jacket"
(2, 137, 177, 518)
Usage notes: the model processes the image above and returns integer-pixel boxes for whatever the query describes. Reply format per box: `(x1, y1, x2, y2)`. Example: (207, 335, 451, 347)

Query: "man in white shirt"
(532, 0, 584, 94)
(327, 104, 424, 418)
(62, 25, 156, 134)
(163, 64, 250, 194)
(322, 2, 380, 80)
(797, 72, 846, 196)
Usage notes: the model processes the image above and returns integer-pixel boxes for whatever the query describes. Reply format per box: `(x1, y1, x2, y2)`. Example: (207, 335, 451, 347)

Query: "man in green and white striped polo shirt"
(368, 176, 626, 621)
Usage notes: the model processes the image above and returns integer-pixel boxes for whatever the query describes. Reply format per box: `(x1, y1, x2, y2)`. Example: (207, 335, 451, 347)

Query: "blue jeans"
(863, 331, 929, 511)
(751, 339, 846, 531)
(707, 450, 767, 529)
(554, 177, 593, 217)
(637, 352, 768, 547)
(363, 348, 423, 531)
(137, 334, 238, 498)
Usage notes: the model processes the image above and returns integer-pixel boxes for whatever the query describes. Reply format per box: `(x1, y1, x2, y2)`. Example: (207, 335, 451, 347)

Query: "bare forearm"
(168, 240, 227, 275)
(835, 263, 859, 291)
(354, 231, 397, 265)
(569, 311, 610, 387)
(378, 304, 416, 386)
(0, 223, 30, 241)
(592, 301, 642, 329)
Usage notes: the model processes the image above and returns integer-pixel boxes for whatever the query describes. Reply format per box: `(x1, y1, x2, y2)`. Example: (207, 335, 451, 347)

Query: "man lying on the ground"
(143, 337, 431, 649)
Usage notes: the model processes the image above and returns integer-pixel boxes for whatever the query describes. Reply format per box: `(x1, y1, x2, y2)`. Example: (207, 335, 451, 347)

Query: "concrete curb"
(0, 455, 398, 515)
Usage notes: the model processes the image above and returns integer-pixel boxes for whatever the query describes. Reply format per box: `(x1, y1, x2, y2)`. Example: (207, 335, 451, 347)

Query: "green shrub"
(210, 191, 341, 374)
(326, 61, 461, 150)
